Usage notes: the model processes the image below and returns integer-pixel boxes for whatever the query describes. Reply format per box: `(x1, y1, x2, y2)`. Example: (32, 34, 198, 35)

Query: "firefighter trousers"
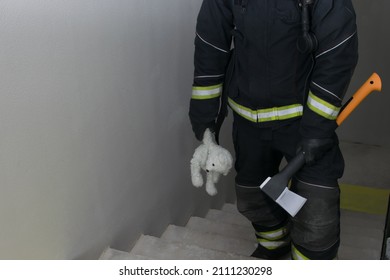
(232, 114, 344, 259)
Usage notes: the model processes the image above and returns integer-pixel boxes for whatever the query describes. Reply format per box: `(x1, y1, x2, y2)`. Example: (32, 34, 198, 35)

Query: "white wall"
(0, 0, 235, 259)
(0, 0, 387, 260)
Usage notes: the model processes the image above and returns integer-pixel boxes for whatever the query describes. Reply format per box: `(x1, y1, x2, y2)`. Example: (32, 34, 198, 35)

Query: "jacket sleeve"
(189, 0, 234, 140)
(300, 0, 359, 139)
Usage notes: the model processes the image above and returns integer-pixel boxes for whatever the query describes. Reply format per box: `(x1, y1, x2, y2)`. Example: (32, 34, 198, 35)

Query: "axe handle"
(285, 72, 382, 175)
(279, 152, 306, 183)
(337, 72, 382, 126)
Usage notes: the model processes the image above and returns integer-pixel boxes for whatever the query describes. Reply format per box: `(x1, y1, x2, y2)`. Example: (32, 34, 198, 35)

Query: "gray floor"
(340, 141, 390, 190)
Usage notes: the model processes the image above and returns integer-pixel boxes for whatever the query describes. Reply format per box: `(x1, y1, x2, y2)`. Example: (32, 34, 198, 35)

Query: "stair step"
(341, 226, 383, 252)
(341, 223, 384, 240)
(340, 234, 382, 255)
(341, 209, 386, 221)
(338, 244, 380, 260)
(161, 225, 256, 257)
(99, 247, 151, 260)
(130, 235, 254, 260)
(204, 209, 252, 228)
(102, 203, 386, 260)
(221, 203, 239, 214)
(341, 210, 385, 230)
(186, 216, 255, 241)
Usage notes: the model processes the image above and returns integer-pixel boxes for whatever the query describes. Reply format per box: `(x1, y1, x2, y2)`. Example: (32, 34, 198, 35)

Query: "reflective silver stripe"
(256, 226, 289, 241)
(192, 84, 223, 100)
(316, 31, 357, 58)
(307, 92, 340, 120)
(311, 81, 342, 101)
(291, 244, 309, 260)
(196, 32, 229, 53)
(296, 178, 335, 190)
(228, 98, 303, 123)
(235, 184, 259, 189)
(195, 74, 225, 79)
(257, 238, 290, 250)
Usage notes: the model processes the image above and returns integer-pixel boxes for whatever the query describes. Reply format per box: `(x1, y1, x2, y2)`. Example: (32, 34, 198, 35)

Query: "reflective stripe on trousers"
(256, 225, 290, 250)
(292, 244, 338, 260)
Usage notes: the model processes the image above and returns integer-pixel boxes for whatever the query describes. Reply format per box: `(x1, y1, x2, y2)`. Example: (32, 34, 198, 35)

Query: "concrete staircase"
(99, 203, 386, 260)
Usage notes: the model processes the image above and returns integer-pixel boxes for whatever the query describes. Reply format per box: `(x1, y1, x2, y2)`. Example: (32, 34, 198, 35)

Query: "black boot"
(251, 243, 291, 260)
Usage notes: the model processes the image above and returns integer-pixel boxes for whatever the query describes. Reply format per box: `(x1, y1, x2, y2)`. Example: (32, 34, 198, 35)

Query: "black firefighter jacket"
(189, 0, 358, 140)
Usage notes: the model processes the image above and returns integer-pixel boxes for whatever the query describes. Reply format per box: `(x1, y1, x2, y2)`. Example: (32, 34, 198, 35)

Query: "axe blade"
(275, 187, 307, 217)
(260, 176, 307, 217)
(259, 153, 307, 216)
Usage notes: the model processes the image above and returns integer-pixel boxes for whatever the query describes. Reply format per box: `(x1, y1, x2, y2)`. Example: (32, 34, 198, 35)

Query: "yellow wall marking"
(340, 184, 390, 215)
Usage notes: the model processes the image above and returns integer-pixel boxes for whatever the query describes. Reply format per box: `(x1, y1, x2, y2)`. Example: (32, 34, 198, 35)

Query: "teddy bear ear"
(219, 153, 230, 165)
(217, 154, 225, 163)
(220, 153, 233, 168)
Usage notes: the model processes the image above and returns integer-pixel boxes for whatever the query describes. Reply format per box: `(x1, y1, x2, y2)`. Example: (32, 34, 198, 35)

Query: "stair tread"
(99, 247, 152, 260)
(161, 225, 256, 257)
(104, 203, 386, 261)
(341, 209, 385, 222)
(186, 216, 255, 241)
(130, 235, 255, 260)
(341, 223, 384, 240)
(338, 243, 380, 260)
(340, 231, 383, 252)
(221, 203, 238, 214)
(341, 210, 385, 230)
(204, 209, 252, 228)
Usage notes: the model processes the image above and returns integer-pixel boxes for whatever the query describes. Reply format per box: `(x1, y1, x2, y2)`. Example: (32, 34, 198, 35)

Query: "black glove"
(297, 138, 335, 166)
(191, 121, 216, 141)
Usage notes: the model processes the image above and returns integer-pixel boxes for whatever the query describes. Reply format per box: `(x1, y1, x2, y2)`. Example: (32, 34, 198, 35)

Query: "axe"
(260, 73, 382, 217)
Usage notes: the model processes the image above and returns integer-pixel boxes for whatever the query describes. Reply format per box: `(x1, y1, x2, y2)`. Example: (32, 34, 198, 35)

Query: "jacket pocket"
(275, 0, 300, 24)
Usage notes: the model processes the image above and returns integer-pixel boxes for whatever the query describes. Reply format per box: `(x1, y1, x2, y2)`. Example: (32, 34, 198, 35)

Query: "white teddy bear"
(190, 128, 233, 196)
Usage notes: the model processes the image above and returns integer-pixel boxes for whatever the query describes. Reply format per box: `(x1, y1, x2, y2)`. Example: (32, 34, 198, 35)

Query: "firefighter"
(189, 0, 358, 260)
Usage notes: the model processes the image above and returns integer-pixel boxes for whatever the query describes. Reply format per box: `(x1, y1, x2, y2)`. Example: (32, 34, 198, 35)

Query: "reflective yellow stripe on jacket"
(307, 91, 341, 120)
(192, 84, 223, 100)
(228, 98, 303, 123)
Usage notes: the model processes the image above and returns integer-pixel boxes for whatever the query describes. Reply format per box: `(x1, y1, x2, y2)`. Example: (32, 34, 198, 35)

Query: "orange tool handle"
(336, 73, 382, 126)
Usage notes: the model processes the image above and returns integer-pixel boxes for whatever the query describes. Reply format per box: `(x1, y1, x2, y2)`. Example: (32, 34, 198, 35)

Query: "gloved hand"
(297, 138, 335, 166)
(191, 121, 216, 141)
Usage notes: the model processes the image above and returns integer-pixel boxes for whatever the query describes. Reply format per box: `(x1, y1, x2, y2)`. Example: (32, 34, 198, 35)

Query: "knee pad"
(290, 179, 340, 259)
(235, 184, 287, 226)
